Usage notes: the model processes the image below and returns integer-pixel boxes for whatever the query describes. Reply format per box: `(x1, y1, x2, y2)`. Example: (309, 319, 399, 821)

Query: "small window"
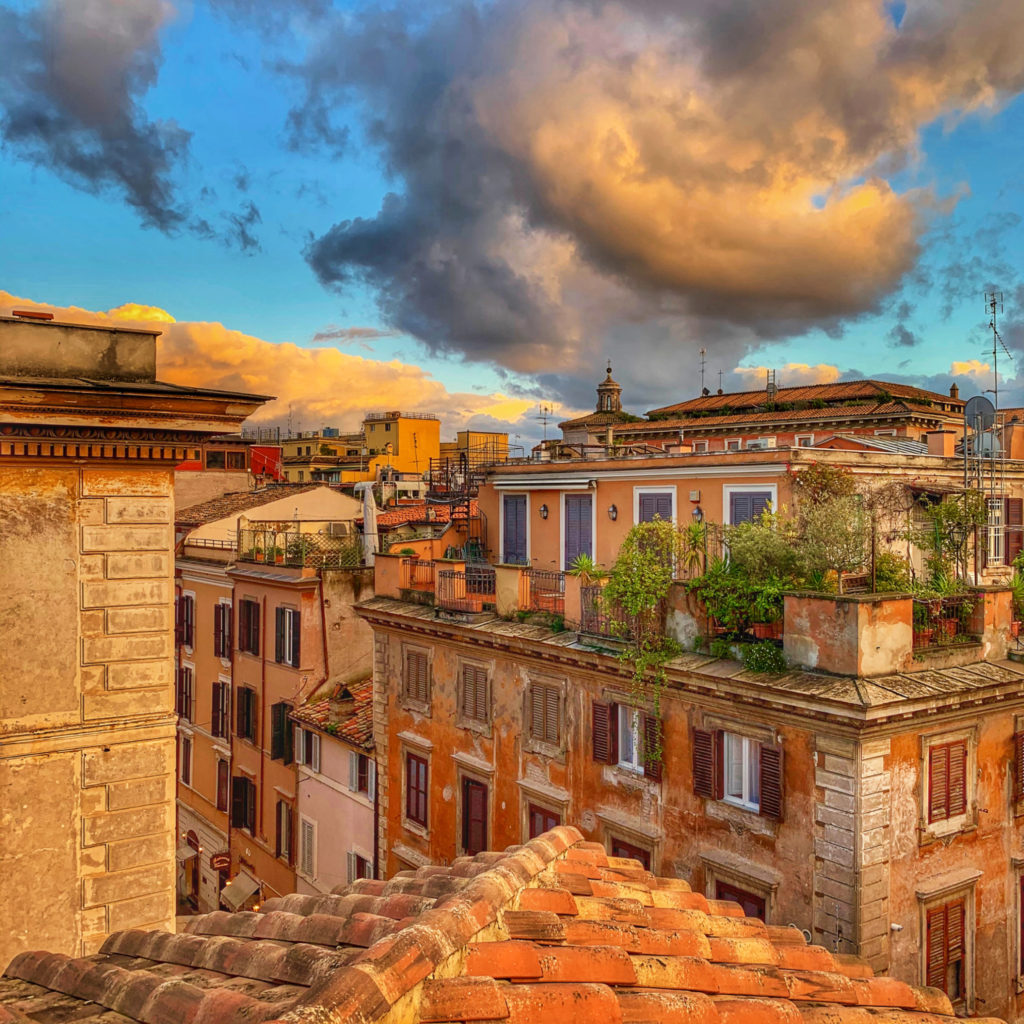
(275, 607, 301, 667)
(211, 682, 231, 739)
(459, 663, 489, 723)
(385, 422, 392, 431)
(723, 732, 761, 811)
(406, 752, 429, 828)
(725, 438, 742, 451)
(226, 451, 246, 470)
(795, 434, 814, 447)
(175, 665, 194, 722)
(926, 899, 966, 1005)
(298, 471, 305, 482)
(691, 440, 708, 453)
(987, 498, 1005, 567)
(637, 491, 673, 524)
(270, 702, 294, 762)
(528, 804, 560, 839)
(236, 686, 257, 743)
(294, 727, 321, 772)
(692, 727, 783, 820)
(403, 649, 431, 706)
(216, 759, 230, 812)
(231, 776, 257, 832)
(715, 880, 767, 920)
(874, 429, 897, 437)
(928, 740, 968, 823)
(176, 594, 195, 648)
(238, 599, 260, 655)
(299, 817, 316, 877)
(610, 836, 651, 871)
(618, 705, 642, 773)
(205, 450, 226, 469)
(592, 700, 663, 780)
(179, 734, 192, 787)
(213, 603, 232, 658)
(275, 800, 293, 862)
(528, 682, 561, 746)
(348, 852, 373, 882)
(349, 752, 376, 798)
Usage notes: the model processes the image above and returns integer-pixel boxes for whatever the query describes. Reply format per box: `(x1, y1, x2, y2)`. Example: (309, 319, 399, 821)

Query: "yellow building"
(361, 411, 440, 476)
(438, 429, 509, 468)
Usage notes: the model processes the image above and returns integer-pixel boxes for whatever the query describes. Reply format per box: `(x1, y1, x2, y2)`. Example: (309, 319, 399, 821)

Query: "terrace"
(236, 517, 364, 569)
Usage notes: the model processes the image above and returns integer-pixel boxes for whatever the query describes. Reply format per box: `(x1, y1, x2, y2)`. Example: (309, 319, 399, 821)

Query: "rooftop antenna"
(287, 403, 294, 438)
(699, 348, 707, 395)
(985, 290, 1011, 415)
(537, 403, 554, 441)
(718, 369, 724, 393)
(766, 368, 778, 401)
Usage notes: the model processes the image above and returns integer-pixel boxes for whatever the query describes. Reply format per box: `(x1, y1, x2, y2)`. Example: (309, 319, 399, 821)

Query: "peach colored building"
(0, 310, 266, 966)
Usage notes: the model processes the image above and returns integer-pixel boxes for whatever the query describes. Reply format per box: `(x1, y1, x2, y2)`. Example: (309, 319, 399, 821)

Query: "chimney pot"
(12, 309, 53, 321)
(949, 382, 960, 399)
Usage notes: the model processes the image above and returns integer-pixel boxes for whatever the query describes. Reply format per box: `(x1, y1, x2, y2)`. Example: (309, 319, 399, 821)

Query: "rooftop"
(291, 677, 373, 748)
(2, 826, 992, 1024)
(361, 499, 480, 529)
(176, 485, 326, 528)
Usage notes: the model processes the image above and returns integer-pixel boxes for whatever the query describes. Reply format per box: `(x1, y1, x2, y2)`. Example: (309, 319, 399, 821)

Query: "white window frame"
(874, 429, 897, 437)
(632, 485, 677, 526)
(298, 816, 316, 879)
(722, 484, 779, 526)
(795, 434, 814, 447)
(722, 732, 761, 812)
(725, 438, 742, 451)
(617, 705, 643, 773)
(745, 436, 776, 450)
(294, 726, 321, 773)
(348, 751, 376, 801)
(691, 440, 708, 453)
(920, 727, 976, 842)
(987, 498, 1005, 567)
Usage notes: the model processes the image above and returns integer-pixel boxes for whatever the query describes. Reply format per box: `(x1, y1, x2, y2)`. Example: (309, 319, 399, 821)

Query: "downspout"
(318, 572, 329, 683)
(373, 744, 380, 880)
(258, 593, 267, 838)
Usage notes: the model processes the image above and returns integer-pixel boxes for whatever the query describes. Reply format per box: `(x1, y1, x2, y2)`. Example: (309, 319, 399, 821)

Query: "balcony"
(523, 569, 565, 616)
(437, 567, 496, 613)
(401, 558, 436, 591)
(237, 521, 363, 569)
(912, 595, 979, 649)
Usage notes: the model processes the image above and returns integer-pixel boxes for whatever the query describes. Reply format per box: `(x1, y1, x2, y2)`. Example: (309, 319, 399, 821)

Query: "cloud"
(0, 291, 557, 441)
(224, 200, 263, 253)
(292, 0, 1024, 387)
(951, 359, 992, 382)
(311, 325, 396, 345)
(0, 0, 189, 230)
(733, 363, 842, 389)
(888, 323, 921, 348)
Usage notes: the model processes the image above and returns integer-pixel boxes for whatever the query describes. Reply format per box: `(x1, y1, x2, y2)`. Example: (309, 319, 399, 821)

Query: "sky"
(2, 0, 1024, 448)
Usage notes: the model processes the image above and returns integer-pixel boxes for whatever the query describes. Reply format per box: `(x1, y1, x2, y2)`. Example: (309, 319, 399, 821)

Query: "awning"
(220, 871, 260, 912)
(176, 843, 197, 862)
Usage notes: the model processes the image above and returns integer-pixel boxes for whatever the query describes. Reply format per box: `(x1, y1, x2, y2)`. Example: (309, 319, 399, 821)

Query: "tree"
(799, 496, 868, 593)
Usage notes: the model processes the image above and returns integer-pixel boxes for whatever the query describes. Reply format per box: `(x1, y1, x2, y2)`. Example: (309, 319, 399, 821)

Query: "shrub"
(873, 551, 911, 592)
(743, 641, 787, 673)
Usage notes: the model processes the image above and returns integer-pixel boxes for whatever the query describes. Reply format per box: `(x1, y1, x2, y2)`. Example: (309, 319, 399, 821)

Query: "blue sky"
(2, 0, 1024, 439)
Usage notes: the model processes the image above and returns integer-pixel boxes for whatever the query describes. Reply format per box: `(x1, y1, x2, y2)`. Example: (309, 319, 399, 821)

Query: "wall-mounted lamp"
(692, 506, 704, 522)
(539, 504, 549, 519)
(608, 504, 618, 521)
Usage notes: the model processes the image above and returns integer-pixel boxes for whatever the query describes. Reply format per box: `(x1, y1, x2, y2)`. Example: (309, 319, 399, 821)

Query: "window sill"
(400, 698, 432, 717)
(706, 799, 776, 836)
(403, 819, 430, 839)
(457, 716, 492, 738)
(919, 816, 975, 846)
(523, 739, 564, 762)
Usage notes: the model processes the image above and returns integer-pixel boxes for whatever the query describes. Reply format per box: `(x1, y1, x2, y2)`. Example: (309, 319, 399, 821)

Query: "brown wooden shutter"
(211, 683, 222, 738)
(759, 745, 784, 820)
(643, 713, 663, 782)
(948, 741, 967, 817)
(1015, 731, 1024, 801)
(693, 728, 715, 797)
(926, 906, 946, 989)
(1008, 498, 1024, 568)
(592, 700, 614, 764)
(929, 744, 949, 823)
(175, 596, 184, 645)
(529, 686, 543, 739)
(214, 607, 223, 657)
(947, 900, 964, 964)
(544, 685, 560, 744)
(275, 608, 285, 663)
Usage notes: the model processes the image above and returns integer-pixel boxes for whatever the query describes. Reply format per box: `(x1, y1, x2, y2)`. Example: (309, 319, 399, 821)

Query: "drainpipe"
(258, 593, 267, 838)
(372, 743, 380, 880)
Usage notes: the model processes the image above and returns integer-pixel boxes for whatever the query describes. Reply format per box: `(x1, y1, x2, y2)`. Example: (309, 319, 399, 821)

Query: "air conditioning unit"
(327, 521, 353, 538)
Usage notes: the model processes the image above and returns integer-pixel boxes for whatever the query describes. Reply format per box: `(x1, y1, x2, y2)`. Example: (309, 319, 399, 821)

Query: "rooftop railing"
(237, 523, 363, 569)
(580, 584, 633, 640)
(401, 558, 436, 591)
(525, 569, 565, 616)
(437, 567, 496, 613)
(912, 595, 977, 649)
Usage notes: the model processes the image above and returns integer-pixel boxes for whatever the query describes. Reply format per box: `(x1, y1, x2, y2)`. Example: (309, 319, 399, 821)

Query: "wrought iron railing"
(401, 558, 436, 590)
(525, 569, 565, 615)
(237, 523, 363, 569)
(579, 585, 633, 640)
(912, 595, 976, 649)
(437, 567, 496, 612)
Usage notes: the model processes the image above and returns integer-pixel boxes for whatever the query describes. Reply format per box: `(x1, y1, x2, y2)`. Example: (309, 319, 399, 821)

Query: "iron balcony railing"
(237, 523, 363, 569)
(525, 569, 565, 616)
(912, 595, 976, 649)
(437, 567, 496, 613)
(401, 558, 436, 590)
(579, 585, 633, 640)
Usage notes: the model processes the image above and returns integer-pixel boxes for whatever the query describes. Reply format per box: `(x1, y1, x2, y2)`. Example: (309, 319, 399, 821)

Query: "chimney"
(949, 382, 960, 400)
(926, 430, 955, 457)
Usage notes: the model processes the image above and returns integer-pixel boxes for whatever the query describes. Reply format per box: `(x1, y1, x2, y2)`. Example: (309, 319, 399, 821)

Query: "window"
(238, 599, 260, 655)
(691, 440, 708, 453)
(347, 852, 373, 882)
(727, 489, 774, 525)
(874, 429, 896, 437)
(406, 753, 429, 828)
(176, 594, 195, 648)
(461, 777, 489, 855)
(502, 494, 528, 564)
(299, 817, 316, 877)
(725, 438, 742, 451)
(236, 686, 257, 743)
(528, 682, 561, 746)
(175, 665, 194, 722)
(715, 880, 766, 919)
(987, 498, 1005, 567)
(459, 663, 489, 723)
(564, 494, 593, 569)
(610, 836, 651, 871)
(926, 899, 966, 1004)
(231, 776, 257, 832)
(403, 649, 431, 706)
(275, 800, 293, 862)
(928, 740, 967, 823)
(637, 490, 673, 524)
(349, 752, 376, 798)
(795, 434, 814, 447)
(294, 726, 321, 772)
(592, 700, 663, 780)
(692, 728, 783, 820)
(745, 437, 775, 450)
(216, 759, 229, 812)
(213, 603, 232, 658)
(298, 471, 305, 482)
(179, 734, 192, 787)
(226, 451, 246, 470)
(275, 607, 301, 667)
(211, 682, 231, 739)
(205, 449, 226, 469)
(528, 804, 560, 839)
(270, 703, 294, 762)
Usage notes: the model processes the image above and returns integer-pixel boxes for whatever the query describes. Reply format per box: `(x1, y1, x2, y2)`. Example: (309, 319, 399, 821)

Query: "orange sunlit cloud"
(733, 363, 841, 389)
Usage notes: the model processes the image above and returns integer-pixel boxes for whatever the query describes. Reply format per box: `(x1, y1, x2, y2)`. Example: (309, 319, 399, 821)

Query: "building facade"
(0, 311, 266, 965)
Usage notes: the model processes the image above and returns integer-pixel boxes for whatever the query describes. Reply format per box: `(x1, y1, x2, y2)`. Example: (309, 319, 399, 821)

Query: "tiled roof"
(814, 433, 929, 455)
(646, 379, 962, 418)
(558, 410, 640, 429)
(2, 827, 1001, 1024)
(360, 499, 480, 529)
(291, 677, 373, 748)
(176, 485, 325, 527)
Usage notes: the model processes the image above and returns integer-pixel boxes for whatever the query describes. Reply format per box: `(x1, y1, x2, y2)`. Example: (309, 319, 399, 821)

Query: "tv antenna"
(699, 348, 707, 395)
(985, 290, 1011, 414)
(536, 403, 554, 441)
(718, 369, 724, 393)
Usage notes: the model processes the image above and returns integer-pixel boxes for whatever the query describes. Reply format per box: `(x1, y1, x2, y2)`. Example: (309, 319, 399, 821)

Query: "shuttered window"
(175, 666, 194, 722)
(211, 682, 231, 739)
(462, 778, 488, 855)
(564, 495, 593, 568)
(638, 492, 673, 523)
(347, 853, 373, 882)
(928, 740, 967, 822)
(213, 603, 232, 658)
(729, 491, 773, 525)
(275, 608, 301, 667)
(238, 599, 260, 655)
(294, 727, 320, 772)
(270, 702, 293, 762)
(231, 776, 256, 832)
(349, 752, 376, 798)
(643, 713, 664, 782)
(216, 759, 230, 812)
(299, 819, 315, 877)
(236, 687, 257, 743)
(1007, 498, 1024, 568)
(926, 900, 966, 1002)
(275, 800, 292, 862)
(176, 595, 195, 647)
(406, 753, 429, 827)
(179, 734, 192, 786)
(460, 664, 489, 723)
(692, 727, 783, 820)
(503, 495, 528, 564)
(593, 700, 663, 780)
(592, 700, 617, 766)
(1015, 731, 1024, 803)
(529, 683, 561, 745)
(403, 649, 431, 705)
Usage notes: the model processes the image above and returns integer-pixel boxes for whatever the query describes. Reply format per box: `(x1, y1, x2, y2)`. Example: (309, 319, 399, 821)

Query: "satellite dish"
(964, 395, 995, 431)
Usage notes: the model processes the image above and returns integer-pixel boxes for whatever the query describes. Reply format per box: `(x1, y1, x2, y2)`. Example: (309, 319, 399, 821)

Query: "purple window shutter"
(565, 495, 592, 568)
(639, 492, 672, 523)
(503, 495, 527, 564)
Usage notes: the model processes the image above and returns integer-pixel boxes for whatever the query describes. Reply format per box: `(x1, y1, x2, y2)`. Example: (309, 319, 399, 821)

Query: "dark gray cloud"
(888, 324, 921, 348)
(293, 0, 1024, 396)
(311, 324, 395, 344)
(0, 0, 189, 230)
(224, 200, 262, 253)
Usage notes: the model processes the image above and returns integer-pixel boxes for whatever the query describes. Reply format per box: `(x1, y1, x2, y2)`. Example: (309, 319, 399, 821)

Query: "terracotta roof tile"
(2, 826, 997, 1024)
(176, 485, 325, 528)
(289, 678, 373, 748)
(359, 499, 480, 529)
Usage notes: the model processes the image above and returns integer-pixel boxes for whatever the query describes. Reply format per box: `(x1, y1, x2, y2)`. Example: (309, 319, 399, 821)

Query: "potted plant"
(749, 577, 784, 639)
(912, 601, 934, 647)
(269, 545, 285, 565)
